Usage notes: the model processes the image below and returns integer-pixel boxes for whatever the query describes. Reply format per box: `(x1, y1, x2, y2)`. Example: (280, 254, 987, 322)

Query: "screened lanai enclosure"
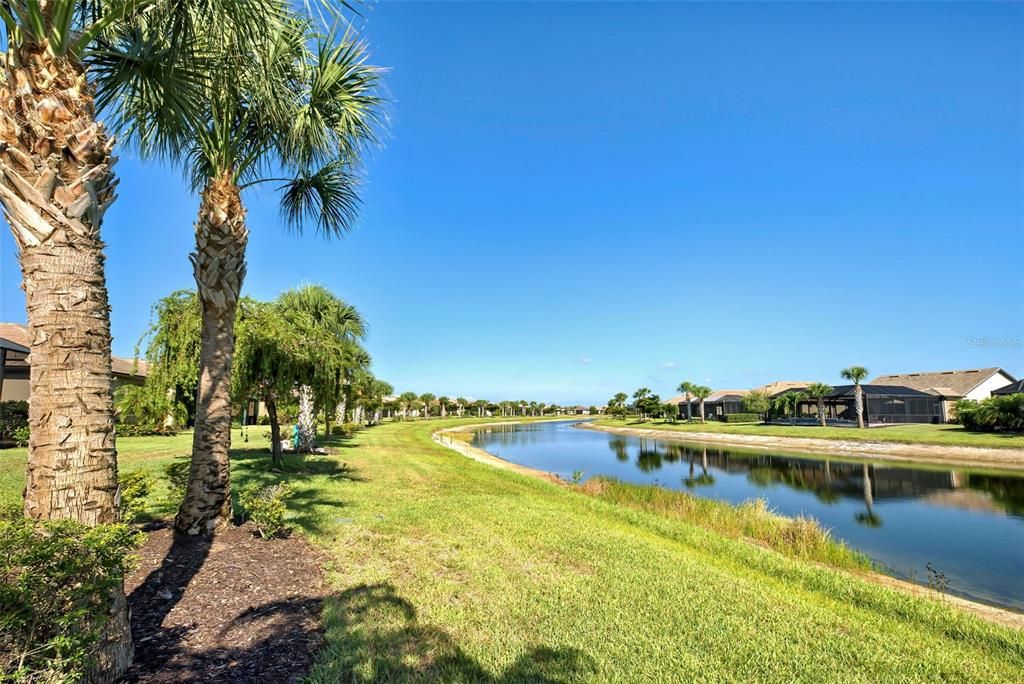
(795, 385, 944, 425)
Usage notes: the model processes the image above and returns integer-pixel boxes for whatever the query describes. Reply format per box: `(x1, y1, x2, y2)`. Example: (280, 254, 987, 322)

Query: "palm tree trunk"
(265, 393, 283, 468)
(699, 399, 705, 423)
(163, 386, 178, 429)
(854, 384, 865, 429)
(176, 175, 247, 534)
(297, 385, 316, 451)
(0, 45, 132, 681)
(818, 397, 826, 427)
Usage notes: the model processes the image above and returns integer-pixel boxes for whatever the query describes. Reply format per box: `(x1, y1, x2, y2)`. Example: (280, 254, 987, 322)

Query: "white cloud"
(660, 361, 678, 369)
(578, 356, 593, 364)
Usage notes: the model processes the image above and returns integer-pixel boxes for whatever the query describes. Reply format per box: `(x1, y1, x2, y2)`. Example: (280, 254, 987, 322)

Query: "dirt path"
(583, 423, 1024, 471)
(123, 522, 327, 683)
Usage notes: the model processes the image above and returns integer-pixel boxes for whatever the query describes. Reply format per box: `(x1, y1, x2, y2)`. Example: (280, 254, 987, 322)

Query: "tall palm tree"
(841, 366, 870, 429)
(677, 381, 694, 420)
(163, 14, 382, 534)
(0, 2, 264, 677)
(438, 396, 449, 418)
(691, 384, 712, 423)
(805, 382, 833, 427)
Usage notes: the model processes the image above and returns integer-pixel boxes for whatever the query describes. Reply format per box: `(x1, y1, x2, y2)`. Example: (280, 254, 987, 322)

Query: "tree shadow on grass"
(311, 583, 596, 683)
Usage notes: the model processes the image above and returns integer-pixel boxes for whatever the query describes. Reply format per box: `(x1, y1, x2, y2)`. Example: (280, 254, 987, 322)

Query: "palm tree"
(419, 393, 435, 419)
(691, 385, 712, 423)
(455, 397, 467, 417)
(438, 396, 449, 418)
(166, 15, 382, 534)
(841, 366, 870, 428)
(0, 2, 266, 676)
(398, 392, 418, 420)
(677, 381, 694, 421)
(633, 387, 651, 419)
(277, 284, 366, 451)
(805, 382, 833, 427)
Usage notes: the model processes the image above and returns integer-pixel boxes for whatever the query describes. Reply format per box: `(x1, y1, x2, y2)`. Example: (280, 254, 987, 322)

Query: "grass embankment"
(594, 417, 1024, 449)
(578, 477, 870, 571)
(3, 419, 1023, 681)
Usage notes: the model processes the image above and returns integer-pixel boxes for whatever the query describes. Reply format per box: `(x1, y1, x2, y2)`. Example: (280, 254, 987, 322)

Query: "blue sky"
(2, 2, 1022, 404)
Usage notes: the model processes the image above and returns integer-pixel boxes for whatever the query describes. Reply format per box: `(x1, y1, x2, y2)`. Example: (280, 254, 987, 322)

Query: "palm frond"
(279, 160, 360, 237)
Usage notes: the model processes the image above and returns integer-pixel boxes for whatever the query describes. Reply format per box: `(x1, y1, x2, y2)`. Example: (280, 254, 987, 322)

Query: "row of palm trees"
(2, 2, 382, 678)
(388, 394, 587, 420)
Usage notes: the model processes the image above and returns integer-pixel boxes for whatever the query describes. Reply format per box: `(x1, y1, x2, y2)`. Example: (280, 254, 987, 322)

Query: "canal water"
(471, 420, 1024, 611)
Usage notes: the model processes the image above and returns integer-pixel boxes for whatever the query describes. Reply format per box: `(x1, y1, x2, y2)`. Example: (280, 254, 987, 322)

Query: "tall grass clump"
(579, 477, 871, 570)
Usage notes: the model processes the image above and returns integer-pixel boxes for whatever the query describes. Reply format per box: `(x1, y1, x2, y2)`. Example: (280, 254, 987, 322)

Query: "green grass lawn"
(2, 420, 1023, 681)
(594, 417, 1024, 449)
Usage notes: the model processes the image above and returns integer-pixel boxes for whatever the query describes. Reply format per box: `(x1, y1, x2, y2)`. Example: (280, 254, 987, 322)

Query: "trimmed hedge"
(722, 413, 761, 423)
(0, 400, 28, 442)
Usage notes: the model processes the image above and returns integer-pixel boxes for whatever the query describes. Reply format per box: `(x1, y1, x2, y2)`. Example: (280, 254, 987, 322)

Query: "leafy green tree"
(277, 284, 366, 451)
(742, 390, 772, 422)
(632, 388, 652, 419)
(607, 392, 629, 418)
(677, 381, 694, 420)
(805, 383, 833, 427)
(840, 366, 870, 428)
(773, 391, 808, 425)
(661, 402, 678, 422)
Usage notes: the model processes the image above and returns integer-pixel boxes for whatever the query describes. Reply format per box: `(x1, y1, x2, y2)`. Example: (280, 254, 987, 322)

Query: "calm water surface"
(472, 420, 1024, 611)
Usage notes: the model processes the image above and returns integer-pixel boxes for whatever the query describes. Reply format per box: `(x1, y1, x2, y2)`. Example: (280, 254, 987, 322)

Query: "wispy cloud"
(578, 356, 592, 364)
(660, 361, 678, 369)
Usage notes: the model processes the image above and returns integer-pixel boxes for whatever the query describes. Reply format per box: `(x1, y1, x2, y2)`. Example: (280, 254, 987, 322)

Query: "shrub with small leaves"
(164, 459, 191, 504)
(119, 471, 154, 523)
(12, 425, 29, 448)
(0, 518, 142, 682)
(239, 483, 293, 539)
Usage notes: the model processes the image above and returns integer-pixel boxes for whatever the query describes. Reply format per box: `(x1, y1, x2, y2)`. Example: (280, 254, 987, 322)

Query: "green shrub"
(164, 459, 191, 503)
(0, 518, 142, 682)
(239, 483, 293, 539)
(342, 422, 360, 434)
(331, 424, 345, 435)
(118, 471, 153, 523)
(12, 425, 30, 447)
(114, 423, 177, 438)
(0, 400, 28, 442)
(722, 413, 761, 423)
(957, 395, 1024, 432)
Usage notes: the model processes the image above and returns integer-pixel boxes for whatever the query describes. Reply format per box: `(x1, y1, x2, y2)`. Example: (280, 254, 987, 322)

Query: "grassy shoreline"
(591, 417, 1024, 449)
(2, 419, 1023, 681)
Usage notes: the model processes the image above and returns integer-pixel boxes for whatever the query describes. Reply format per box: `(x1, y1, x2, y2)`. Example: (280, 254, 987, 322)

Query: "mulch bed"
(122, 522, 328, 683)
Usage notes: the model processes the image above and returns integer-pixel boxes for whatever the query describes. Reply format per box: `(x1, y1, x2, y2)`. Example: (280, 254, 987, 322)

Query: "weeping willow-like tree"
(277, 284, 367, 450)
(134, 290, 203, 427)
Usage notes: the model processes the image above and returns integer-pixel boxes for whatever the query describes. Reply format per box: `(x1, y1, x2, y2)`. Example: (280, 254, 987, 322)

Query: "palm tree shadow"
(127, 526, 213, 676)
(314, 583, 596, 683)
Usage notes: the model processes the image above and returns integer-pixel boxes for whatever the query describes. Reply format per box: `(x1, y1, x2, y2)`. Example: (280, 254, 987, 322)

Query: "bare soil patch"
(123, 522, 327, 683)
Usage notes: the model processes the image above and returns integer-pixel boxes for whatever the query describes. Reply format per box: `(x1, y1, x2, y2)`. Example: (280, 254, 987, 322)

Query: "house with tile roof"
(869, 367, 1016, 402)
(0, 322, 148, 403)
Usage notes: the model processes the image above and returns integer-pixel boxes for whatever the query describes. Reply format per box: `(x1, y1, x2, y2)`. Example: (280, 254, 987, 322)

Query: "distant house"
(752, 381, 812, 398)
(992, 379, 1024, 396)
(0, 322, 148, 403)
(667, 389, 751, 420)
(798, 384, 944, 425)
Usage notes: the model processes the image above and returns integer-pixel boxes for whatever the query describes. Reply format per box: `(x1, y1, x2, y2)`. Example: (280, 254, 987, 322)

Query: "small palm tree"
(438, 396, 450, 418)
(419, 393, 436, 419)
(677, 381, 694, 420)
(805, 383, 833, 427)
(841, 366, 870, 428)
(691, 385, 712, 423)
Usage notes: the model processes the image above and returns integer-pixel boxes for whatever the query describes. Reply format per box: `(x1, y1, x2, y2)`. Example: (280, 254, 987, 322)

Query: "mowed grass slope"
(2, 420, 1022, 682)
(594, 417, 1024, 449)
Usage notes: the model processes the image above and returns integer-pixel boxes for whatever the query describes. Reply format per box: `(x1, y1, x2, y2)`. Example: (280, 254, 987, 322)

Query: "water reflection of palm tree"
(684, 448, 715, 488)
(855, 462, 882, 527)
(636, 439, 663, 472)
(608, 437, 630, 462)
